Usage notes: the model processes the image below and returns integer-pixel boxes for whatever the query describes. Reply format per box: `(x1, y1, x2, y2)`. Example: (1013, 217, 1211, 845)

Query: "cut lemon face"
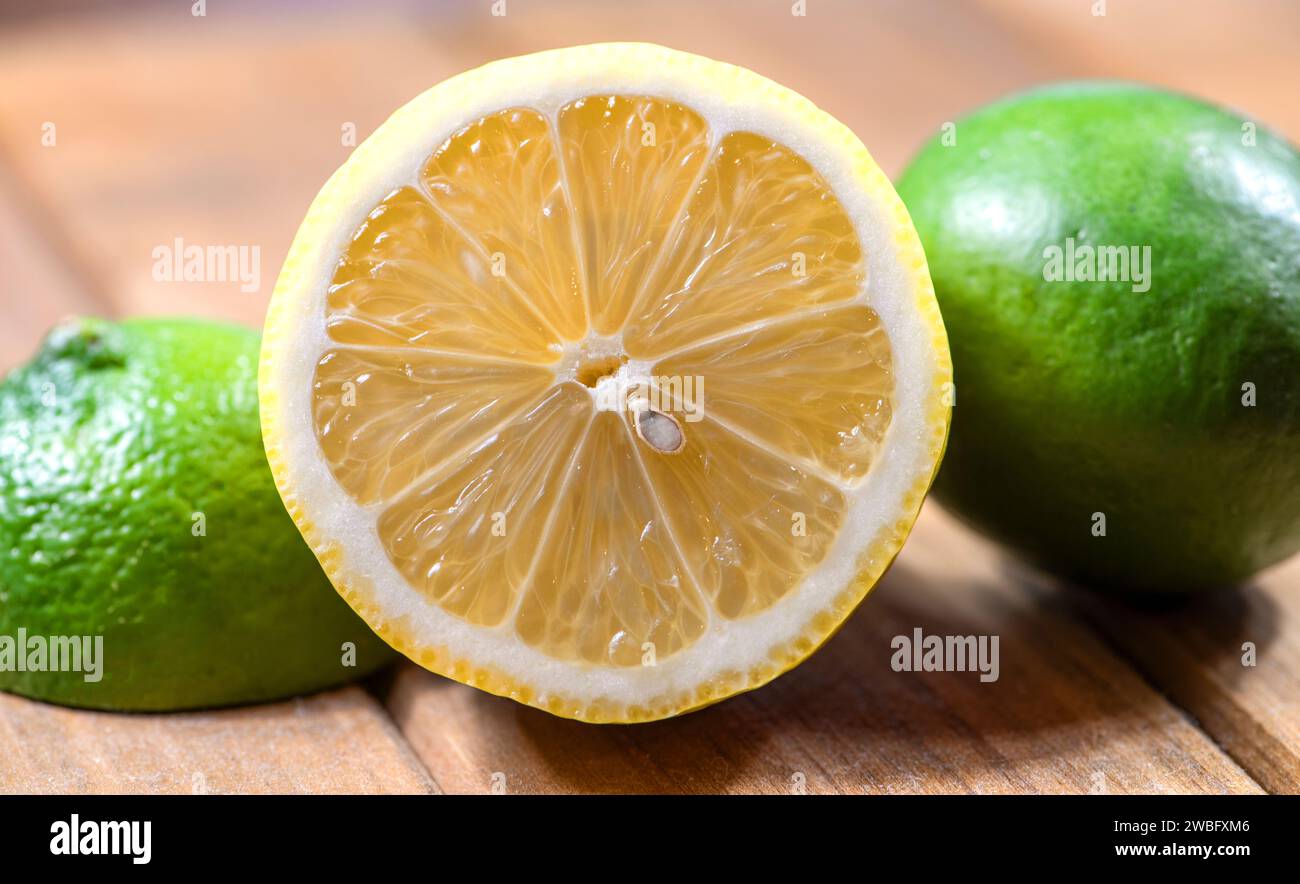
(260, 43, 951, 723)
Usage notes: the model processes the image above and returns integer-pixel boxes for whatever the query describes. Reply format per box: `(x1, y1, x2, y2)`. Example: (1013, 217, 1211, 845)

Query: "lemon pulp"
(310, 95, 893, 669)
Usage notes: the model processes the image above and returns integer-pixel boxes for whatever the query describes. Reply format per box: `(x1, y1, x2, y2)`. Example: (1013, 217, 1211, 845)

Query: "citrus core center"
(574, 353, 628, 388)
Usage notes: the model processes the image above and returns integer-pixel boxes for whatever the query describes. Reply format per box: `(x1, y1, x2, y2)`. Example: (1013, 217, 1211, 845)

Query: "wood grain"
(0, 156, 109, 372)
(383, 506, 1261, 795)
(0, 0, 1296, 795)
(975, 0, 1300, 137)
(1067, 555, 1300, 794)
(0, 7, 495, 327)
(0, 686, 436, 794)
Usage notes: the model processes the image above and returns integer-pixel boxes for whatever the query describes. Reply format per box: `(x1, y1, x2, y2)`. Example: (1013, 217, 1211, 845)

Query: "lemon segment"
(517, 410, 711, 667)
(325, 186, 561, 361)
(630, 412, 848, 620)
(557, 96, 711, 335)
(624, 131, 866, 356)
(421, 108, 588, 341)
(377, 385, 593, 626)
(654, 304, 893, 482)
(312, 348, 555, 504)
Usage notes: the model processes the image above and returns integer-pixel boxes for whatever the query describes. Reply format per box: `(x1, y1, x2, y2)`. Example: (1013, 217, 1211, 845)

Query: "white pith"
(262, 44, 947, 711)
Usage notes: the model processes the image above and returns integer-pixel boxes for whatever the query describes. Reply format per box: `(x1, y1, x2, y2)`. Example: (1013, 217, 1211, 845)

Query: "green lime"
(898, 82, 1300, 592)
(0, 317, 395, 709)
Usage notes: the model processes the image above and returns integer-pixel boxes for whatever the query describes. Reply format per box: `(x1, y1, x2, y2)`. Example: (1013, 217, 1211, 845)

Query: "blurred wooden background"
(0, 0, 1297, 793)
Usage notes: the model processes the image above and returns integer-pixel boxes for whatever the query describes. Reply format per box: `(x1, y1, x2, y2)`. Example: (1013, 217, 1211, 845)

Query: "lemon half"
(260, 43, 951, 723)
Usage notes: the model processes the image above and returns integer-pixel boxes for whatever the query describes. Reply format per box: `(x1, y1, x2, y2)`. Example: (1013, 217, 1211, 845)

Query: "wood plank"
(1067, 556, 1300, 794)
(0, 6, 492, 328)
(0, 686, 437, 794)
(973, 0, 1300, 139)
(0, 156, 109, 372)
(383, 506, 1261, 794)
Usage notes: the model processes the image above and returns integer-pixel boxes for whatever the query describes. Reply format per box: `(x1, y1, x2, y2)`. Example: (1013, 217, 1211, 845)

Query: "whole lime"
(0, 317, 395, 709)
(897, 82, 1300, 592)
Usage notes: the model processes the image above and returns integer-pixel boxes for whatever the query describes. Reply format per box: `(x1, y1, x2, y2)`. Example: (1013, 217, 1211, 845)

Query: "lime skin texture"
(0, 317, 395, 710)
(897, 81, 1300, 592)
